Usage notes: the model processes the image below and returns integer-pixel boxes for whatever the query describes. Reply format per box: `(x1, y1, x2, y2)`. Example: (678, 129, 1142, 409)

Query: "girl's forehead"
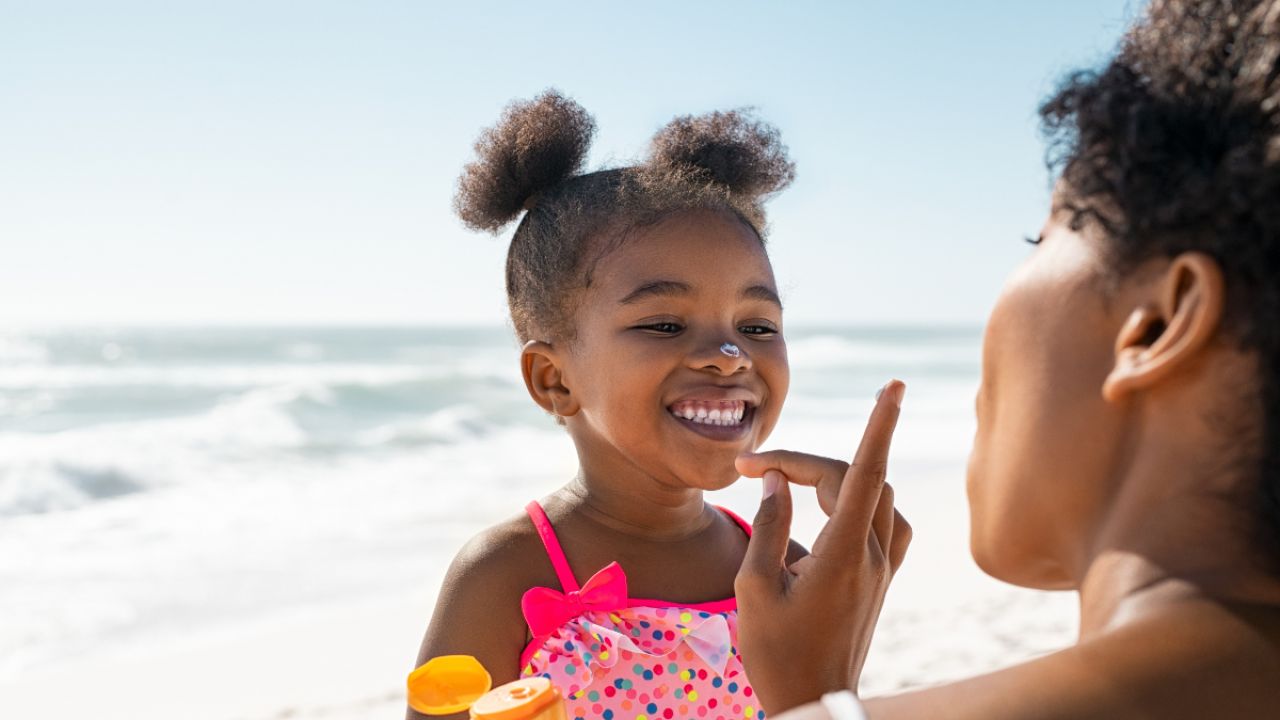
(591, 212, 776, 291)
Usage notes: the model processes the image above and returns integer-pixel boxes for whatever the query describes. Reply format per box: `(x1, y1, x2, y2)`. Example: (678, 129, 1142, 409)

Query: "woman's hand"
(733, 380, 911, 716)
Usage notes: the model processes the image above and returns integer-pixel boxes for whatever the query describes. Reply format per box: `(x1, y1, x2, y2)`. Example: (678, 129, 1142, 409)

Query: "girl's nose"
(692, 339, 752, 374)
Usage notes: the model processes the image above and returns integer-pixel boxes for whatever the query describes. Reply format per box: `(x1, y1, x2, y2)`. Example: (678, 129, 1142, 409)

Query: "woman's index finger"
(811, 381, 905, 559)
(848, 380, 904, 483)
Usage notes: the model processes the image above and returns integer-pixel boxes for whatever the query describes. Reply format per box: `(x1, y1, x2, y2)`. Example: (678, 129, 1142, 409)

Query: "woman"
(733, 1, 1280, 717)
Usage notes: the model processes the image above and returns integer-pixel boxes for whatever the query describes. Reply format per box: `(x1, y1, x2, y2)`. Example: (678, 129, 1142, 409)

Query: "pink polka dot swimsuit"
(519, 501, 763, 720)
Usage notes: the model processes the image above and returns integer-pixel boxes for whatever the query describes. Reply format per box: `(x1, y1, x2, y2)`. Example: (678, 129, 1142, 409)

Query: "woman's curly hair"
(1040, 0, 1280, 564)
(454, 90, 795, 343)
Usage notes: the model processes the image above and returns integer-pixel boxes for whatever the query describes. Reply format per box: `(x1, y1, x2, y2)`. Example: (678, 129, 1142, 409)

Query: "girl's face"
(562, 209, 789, 491)
(967, 204, 1128, 589)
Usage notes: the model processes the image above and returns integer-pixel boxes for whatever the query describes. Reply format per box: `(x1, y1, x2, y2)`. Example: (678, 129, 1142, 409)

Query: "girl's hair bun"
(454, 89, 596, 232)
(648, 109, 796, 199)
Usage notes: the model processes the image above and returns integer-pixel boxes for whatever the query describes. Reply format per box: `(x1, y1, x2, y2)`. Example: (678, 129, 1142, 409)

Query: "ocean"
(2, 325, 1040, 694)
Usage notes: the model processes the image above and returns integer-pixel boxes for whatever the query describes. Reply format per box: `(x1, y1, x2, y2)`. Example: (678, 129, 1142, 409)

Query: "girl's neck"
(558, 469, 715, 543)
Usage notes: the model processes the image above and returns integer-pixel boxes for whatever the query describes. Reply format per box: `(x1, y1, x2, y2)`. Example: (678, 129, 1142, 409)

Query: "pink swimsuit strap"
(523, 500, 752, 594)
(524, 500, 581, 593)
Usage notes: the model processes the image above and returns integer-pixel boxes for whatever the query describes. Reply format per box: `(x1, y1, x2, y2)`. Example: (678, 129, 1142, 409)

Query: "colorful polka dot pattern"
(521, 606, 762, 720)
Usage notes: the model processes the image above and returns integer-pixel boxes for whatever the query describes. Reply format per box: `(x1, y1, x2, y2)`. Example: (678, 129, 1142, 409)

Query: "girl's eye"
(637, 322, 684, 335)
(739, 324, 778, 337)
(1024, 234, 1044, 246)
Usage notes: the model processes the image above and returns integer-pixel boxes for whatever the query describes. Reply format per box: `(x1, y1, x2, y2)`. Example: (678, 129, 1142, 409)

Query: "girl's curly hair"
(1040, 0, 1280, 565)
(454, 90, 795, 343)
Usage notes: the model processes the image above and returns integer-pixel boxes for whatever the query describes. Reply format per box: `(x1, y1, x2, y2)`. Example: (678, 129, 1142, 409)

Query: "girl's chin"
(680, 470, 741, 492)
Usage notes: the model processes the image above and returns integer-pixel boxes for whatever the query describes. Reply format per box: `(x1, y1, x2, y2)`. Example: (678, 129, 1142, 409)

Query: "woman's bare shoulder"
(863, 597, 1280, 720)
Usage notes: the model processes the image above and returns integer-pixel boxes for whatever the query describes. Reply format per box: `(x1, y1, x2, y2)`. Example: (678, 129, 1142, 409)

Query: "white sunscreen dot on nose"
(720, 343, 741, 358)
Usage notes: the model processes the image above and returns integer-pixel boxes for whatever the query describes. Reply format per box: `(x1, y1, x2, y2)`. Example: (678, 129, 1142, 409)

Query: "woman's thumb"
(740, 470, 793, 582)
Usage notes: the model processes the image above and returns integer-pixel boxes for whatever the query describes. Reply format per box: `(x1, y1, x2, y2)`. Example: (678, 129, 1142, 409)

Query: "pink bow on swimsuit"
(522, 561, 629, 637)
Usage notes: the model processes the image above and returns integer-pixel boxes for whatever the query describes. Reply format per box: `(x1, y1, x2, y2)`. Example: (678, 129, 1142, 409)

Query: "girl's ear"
(521, 340, 580, 418)
(1102, 252, 1225, 402)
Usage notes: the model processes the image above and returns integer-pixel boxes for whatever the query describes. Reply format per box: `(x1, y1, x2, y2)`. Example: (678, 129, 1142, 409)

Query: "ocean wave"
(0, 335, 50, 365)
(355, 405, 497, 448)
(0, 388, 309, 516)
(787, 334, 980, 370)
(0, 460, 147, 516)
(0, 361, 519, 391)
(0, 390, 57, 421)
(0, 386, 542, 517)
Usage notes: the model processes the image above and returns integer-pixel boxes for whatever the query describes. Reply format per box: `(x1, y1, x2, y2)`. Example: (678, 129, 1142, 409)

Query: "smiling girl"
(408, 91, 807, 720)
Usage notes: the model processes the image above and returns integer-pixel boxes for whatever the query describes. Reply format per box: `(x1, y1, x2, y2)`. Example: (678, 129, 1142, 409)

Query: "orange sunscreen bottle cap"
(469, 677, 563, 720)
(406, 655, 493, 715)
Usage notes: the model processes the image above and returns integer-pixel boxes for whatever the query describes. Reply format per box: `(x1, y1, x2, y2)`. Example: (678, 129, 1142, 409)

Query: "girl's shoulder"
(444, 511, 559, 598)
(414, 512, 555, 700)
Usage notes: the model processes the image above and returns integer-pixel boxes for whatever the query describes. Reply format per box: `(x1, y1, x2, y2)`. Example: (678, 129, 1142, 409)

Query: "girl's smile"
(668, 394, 757, 440)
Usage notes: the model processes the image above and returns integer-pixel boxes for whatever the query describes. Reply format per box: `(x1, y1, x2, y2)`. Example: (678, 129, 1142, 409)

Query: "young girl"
(409, 90, 806, 720)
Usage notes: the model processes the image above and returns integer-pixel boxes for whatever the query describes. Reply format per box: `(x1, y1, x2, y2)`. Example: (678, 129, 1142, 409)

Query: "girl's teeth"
(669, 401, 749, 426)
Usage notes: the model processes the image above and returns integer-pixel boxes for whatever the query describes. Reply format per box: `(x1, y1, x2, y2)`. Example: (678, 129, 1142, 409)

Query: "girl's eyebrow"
(744, 285, 783, 309)
(618, 280, 782, 309)
(618, 280, 691, 305)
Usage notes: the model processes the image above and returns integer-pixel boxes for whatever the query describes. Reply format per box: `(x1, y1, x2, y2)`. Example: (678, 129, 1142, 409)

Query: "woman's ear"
(1102, 252, 1225, 402)
(521, 340, 580, 418)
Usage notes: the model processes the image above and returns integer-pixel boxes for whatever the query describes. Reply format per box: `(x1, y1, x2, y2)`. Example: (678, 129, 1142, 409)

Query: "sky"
(0, 1, 1140, 327)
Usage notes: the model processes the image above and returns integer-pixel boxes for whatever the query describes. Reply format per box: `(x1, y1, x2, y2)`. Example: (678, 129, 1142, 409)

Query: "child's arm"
(406, 524, 536, 720)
